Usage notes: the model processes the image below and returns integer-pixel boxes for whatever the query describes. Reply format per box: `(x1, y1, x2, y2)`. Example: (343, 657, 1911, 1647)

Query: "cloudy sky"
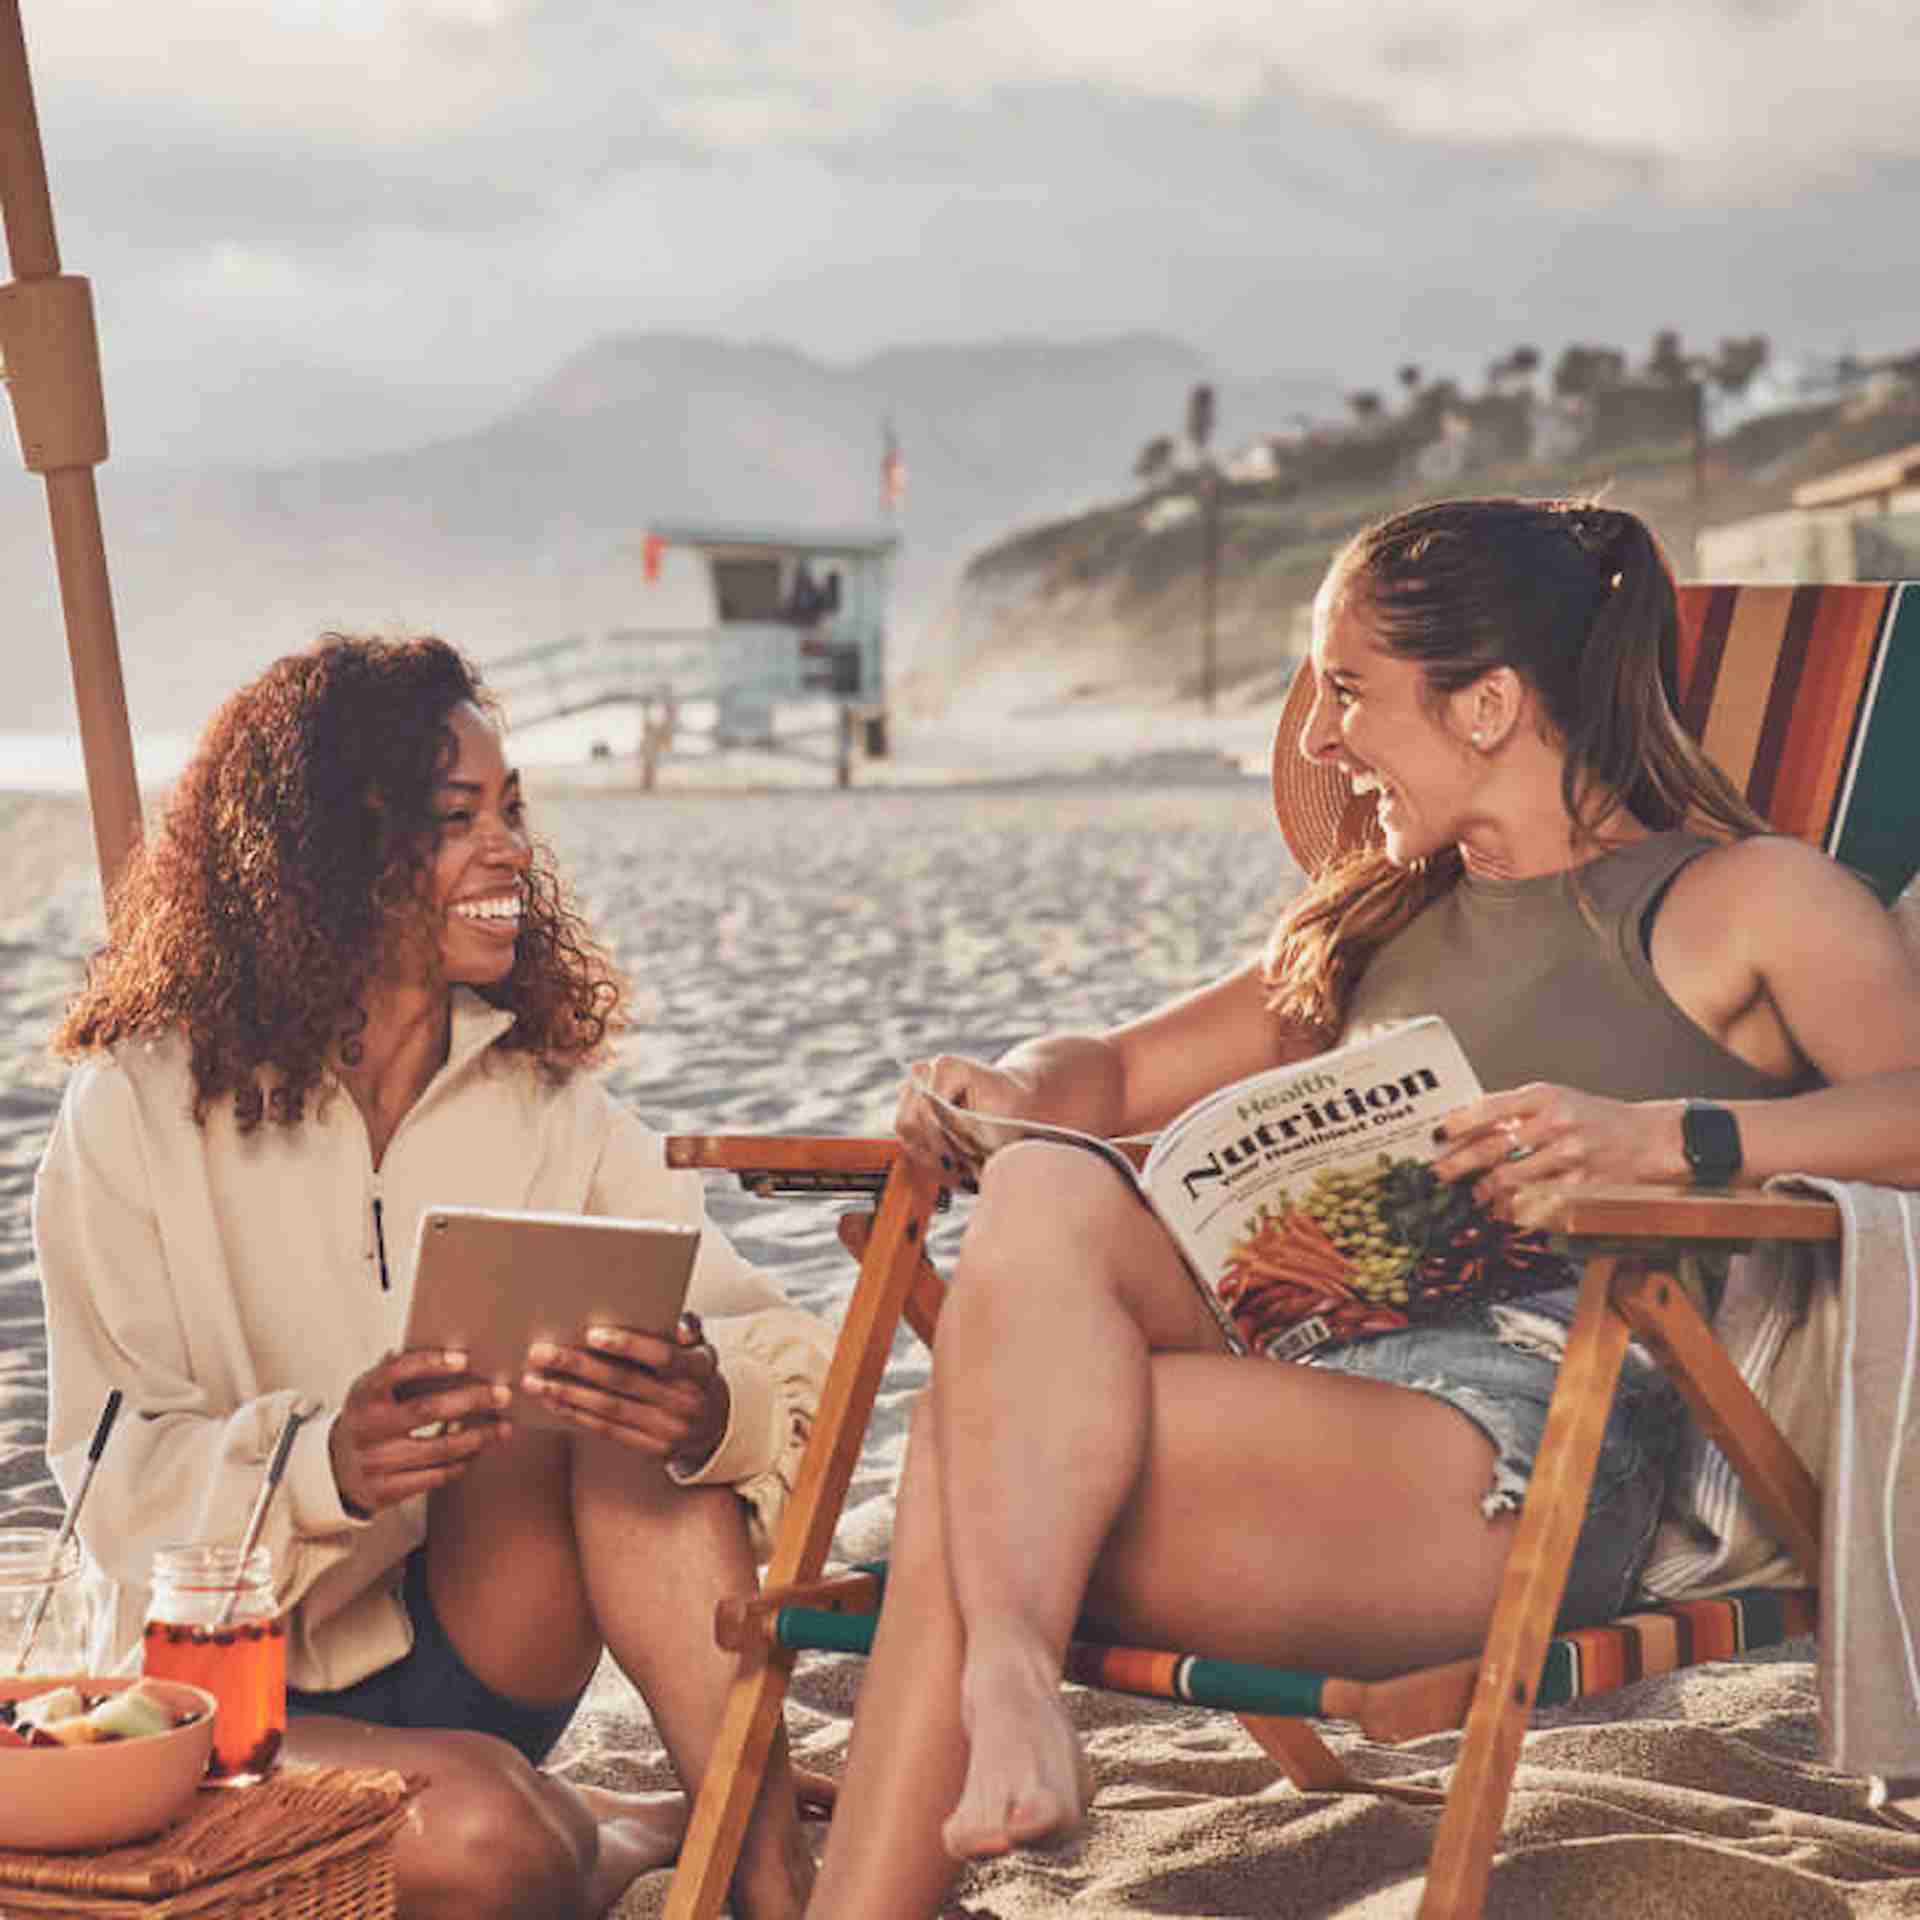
(20, 0, 1920, 463)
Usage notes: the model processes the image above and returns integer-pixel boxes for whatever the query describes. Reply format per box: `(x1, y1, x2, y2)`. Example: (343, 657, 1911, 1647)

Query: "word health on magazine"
(1141, 1019, 1576, 1363)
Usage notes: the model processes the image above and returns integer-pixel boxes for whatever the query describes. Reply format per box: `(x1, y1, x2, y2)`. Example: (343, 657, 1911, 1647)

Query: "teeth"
(453, 896, 522, 923)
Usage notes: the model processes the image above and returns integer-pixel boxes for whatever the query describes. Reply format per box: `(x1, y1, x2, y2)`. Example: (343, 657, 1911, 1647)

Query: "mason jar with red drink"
(141, 1544, 285, 1784)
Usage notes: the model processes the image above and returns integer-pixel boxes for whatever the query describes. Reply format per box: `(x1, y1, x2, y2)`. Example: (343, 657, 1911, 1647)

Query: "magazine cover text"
(1142, 1020, 1573, 1361)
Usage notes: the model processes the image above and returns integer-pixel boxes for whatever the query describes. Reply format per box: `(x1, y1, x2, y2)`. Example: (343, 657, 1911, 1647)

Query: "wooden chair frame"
(658, 1143, 1834, 1920)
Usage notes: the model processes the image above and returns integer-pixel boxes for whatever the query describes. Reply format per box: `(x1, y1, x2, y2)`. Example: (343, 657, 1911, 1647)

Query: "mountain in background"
(0, 329, 1338, 736)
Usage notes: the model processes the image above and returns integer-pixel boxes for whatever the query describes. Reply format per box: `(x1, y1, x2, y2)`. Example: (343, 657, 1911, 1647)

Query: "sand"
(5, 729, 1919, 1919)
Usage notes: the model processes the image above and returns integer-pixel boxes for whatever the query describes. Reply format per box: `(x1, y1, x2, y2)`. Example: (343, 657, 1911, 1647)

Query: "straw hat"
(1268, 657, 1383, 879)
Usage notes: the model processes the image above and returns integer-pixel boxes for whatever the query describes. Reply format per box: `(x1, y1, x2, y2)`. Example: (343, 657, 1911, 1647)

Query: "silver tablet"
(401, 1207, 701, 1431)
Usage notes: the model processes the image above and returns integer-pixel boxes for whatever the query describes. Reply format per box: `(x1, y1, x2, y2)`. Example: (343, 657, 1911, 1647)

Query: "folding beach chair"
(660, 581, 1920, 1920)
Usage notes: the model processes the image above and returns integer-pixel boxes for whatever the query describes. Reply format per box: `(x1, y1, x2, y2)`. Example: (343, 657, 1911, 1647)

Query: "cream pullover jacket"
(33, 991, 833, 1693)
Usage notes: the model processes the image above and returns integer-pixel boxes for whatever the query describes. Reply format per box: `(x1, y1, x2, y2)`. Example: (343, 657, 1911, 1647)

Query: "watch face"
(1683, 1101, 1742, 1185)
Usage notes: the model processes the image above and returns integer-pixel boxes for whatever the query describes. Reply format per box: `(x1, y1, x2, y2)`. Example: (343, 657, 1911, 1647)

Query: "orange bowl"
(0, 1675, 216, 1852)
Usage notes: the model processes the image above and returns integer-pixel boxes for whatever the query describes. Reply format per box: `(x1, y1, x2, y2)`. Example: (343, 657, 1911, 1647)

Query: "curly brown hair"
(53, 634, 628, 1126)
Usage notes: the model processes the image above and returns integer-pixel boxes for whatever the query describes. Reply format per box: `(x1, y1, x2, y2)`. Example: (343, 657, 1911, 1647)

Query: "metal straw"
(215, 1405, 306, 1628)
(11, 1388, 121, 1674)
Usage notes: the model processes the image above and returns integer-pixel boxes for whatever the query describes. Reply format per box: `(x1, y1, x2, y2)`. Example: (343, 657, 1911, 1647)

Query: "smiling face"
(1299, 580, 1487, 868)
(418, 701, 531, 989)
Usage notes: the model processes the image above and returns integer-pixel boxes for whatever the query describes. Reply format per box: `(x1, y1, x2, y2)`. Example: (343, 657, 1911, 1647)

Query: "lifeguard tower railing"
(485, 520, 900, 788)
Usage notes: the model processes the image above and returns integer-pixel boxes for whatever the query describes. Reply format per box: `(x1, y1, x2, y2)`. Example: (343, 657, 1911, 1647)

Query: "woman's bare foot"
(571, 1783, 689, 1914)
(941, 1645, 1093, 1859)
(730, 1819, 818, 1920)
(568, 1766, 827, 1919)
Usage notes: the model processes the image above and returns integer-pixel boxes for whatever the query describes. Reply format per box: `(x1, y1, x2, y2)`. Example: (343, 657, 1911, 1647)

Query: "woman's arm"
(904, 958, 1320, 1157)
(1443, 838, 1920, 1207)
(32, 1064, 378, 1642)
(1699, 837, 1920, 1187)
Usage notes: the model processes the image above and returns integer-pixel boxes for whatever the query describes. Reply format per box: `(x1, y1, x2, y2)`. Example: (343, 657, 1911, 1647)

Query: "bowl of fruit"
(0, 1675, 217, 1852)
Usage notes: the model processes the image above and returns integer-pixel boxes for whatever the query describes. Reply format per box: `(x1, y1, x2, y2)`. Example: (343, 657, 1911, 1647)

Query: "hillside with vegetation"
(920, 332, 1920, 710)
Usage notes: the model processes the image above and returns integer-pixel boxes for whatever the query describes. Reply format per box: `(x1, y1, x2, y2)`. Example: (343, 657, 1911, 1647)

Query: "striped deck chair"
(660, 581, 1920, 1920)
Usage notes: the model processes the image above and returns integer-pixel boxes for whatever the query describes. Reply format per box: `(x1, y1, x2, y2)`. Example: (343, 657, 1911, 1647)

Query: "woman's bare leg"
(806, 1140, 1524, 1914)
(572, 1439, 814, 1920)
(283, 1714, 683, 1920)
(803, 1392, 972, 1917)
(423, 1427, 810, 1919)
(930, 1143, 1230, 1857)
(806, 1353, 1518, 1919)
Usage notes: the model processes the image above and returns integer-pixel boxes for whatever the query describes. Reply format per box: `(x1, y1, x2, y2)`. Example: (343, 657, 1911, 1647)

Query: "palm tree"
(1133, 434, 1175, 487)
(1186, 383, 1216, 460)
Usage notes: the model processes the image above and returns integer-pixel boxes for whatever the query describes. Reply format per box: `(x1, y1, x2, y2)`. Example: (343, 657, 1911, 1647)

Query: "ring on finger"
(1505, 1140, 1536, 1164)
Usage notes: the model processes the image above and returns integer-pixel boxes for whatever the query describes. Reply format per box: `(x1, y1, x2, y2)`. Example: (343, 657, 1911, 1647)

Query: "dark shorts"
(1307, 1306, 1685, 1629)
(287, 1550, 586, 1766)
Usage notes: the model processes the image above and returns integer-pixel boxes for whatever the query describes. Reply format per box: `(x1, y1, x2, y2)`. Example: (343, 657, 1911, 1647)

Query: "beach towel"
(1641, 1178, 1920, 1780)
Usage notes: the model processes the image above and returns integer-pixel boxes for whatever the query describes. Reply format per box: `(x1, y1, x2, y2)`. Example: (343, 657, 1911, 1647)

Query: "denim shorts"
(287, 1549, 585, 1766)
(1307, 1306, 1685, 1628)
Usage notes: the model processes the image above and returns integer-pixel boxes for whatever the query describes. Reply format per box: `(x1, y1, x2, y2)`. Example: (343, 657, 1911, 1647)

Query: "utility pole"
(1188, 383, 1218, 713)
(1199, 461, 1220, 715)
(1694, 380, 1711, 531)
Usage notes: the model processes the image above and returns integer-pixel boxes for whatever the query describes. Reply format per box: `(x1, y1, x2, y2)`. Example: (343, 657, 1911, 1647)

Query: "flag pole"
(0, 0, 142, 906)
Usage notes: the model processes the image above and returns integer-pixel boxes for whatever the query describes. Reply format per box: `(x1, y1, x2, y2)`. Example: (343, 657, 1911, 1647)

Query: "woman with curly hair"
(34, 634, 831, 1920)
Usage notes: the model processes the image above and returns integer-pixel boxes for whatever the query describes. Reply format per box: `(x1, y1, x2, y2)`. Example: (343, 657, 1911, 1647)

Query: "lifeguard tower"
(487, 520, 899, 787)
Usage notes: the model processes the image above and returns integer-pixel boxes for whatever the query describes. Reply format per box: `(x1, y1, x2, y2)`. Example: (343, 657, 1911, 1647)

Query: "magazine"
(910, 1016, 1576, 1363)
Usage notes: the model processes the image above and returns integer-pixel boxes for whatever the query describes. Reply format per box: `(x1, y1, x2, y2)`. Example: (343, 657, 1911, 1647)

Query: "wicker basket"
(0, 1764, 413, 1917)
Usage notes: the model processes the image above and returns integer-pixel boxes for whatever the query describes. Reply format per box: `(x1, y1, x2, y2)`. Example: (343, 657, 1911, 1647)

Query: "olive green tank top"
(1340, 832, 1817, 1103)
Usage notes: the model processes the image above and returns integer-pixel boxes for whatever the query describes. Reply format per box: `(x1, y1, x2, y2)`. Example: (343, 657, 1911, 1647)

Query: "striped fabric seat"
(1536, 1586, 1817, 1708)
(1676, 582, 1920, 904)
(761, 1574, 1818, 1739)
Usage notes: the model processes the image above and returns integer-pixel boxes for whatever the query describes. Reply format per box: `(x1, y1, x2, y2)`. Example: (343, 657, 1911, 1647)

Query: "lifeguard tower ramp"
(486, 521, 899, 787)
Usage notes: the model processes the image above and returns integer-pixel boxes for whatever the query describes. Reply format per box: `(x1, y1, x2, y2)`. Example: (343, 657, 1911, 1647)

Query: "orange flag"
(881, 422, 904, 510)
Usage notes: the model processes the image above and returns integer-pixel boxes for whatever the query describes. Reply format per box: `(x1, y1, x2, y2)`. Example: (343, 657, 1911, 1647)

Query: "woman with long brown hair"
(35, 634, 830, 1920)
(802, 496, 1920, 1916)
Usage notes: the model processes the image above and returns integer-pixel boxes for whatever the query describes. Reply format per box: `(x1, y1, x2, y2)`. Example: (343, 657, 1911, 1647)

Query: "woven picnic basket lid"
(1268, 657, 1382, 880)
(0, 1764, 412, 1915)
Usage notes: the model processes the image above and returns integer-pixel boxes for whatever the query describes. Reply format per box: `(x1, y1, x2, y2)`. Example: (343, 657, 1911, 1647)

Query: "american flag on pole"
(881, 418, 905, 513)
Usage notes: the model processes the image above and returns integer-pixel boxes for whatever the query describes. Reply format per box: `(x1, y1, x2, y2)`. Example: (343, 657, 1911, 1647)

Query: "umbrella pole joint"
(0, 271, 108, 471)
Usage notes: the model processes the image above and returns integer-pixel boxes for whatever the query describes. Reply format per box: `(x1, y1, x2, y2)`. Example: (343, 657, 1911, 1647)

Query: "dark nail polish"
(1431, 1125, 1448, 1145)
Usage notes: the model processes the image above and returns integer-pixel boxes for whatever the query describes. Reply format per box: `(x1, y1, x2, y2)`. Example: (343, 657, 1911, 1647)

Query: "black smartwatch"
(1681, 1099, 1742, 1188)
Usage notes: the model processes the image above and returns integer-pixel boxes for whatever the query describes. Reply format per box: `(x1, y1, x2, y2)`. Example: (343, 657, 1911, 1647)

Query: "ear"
(1453, 667, 1524, 752)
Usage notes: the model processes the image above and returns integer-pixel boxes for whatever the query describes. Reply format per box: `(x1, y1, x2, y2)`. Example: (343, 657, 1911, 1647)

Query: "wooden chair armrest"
(666, 1135, 901, 1196)
(665, 1131, 1153, 1192)
(1541, 1184, 1841, 1248)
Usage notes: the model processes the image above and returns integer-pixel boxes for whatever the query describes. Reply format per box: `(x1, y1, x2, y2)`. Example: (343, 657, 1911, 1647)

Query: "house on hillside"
(1223, 438, 1282, 484)
(1410, 409, 1474, 487)
(1695, 439, 1920, 582)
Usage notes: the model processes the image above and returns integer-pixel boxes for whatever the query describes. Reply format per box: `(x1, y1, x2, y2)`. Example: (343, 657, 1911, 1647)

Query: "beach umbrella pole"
(0, 0, 142, 902)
